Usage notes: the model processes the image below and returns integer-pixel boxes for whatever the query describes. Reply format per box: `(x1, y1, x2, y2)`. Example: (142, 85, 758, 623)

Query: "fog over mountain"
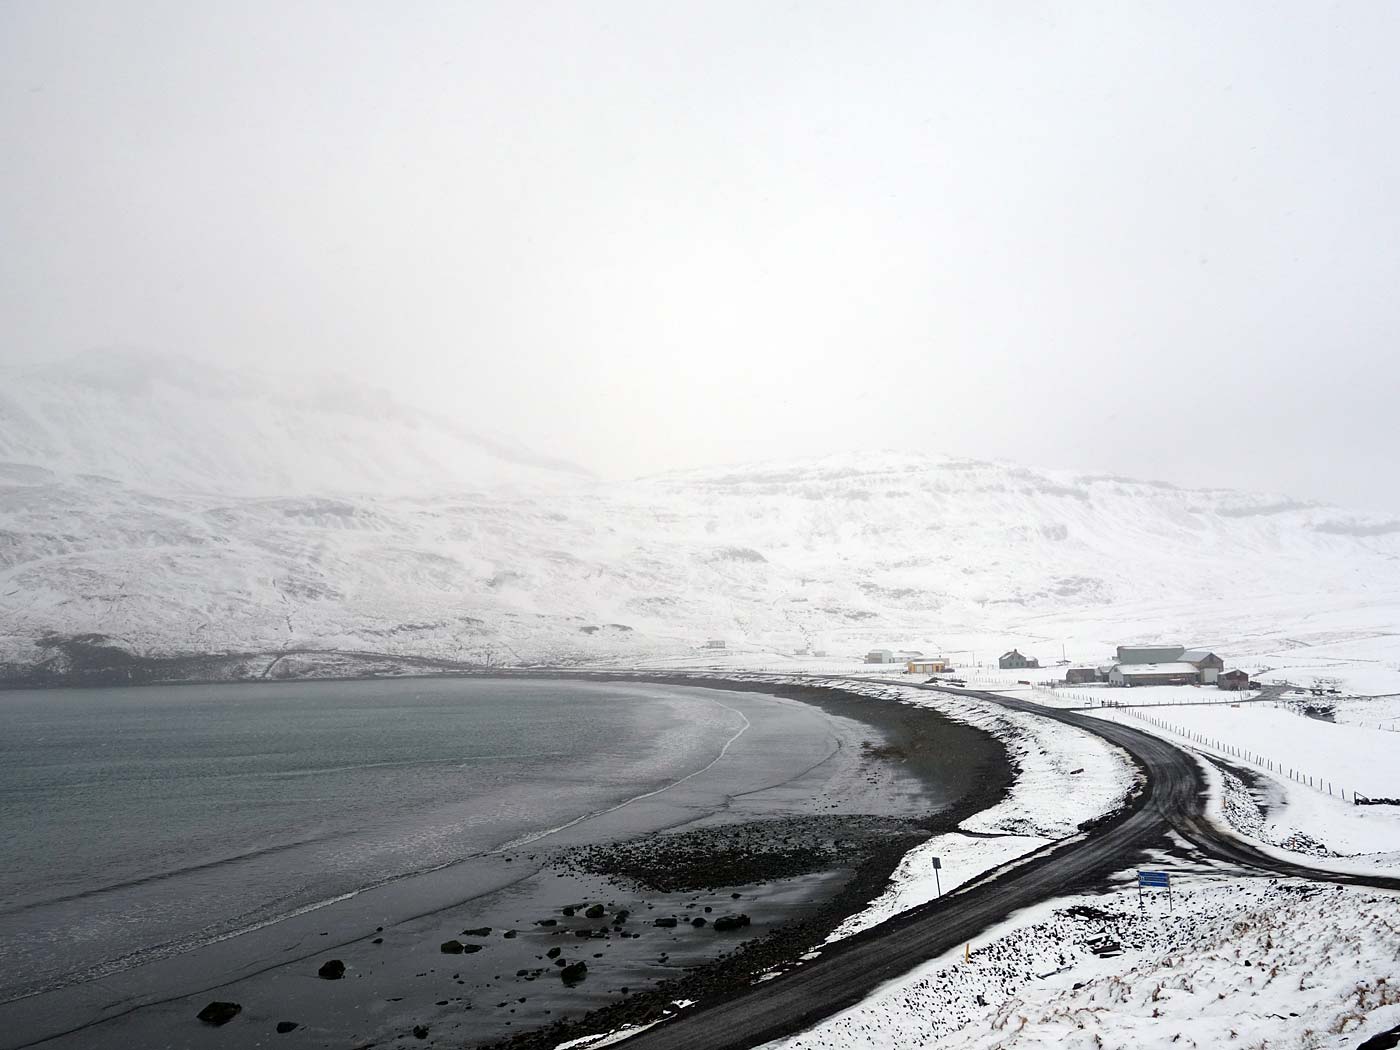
(3, 354, 1397, 683)
(5, 3, 1400, 512)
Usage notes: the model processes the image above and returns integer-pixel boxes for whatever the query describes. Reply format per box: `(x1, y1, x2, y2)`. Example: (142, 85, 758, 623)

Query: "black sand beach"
(0, 676, 1011, 1050)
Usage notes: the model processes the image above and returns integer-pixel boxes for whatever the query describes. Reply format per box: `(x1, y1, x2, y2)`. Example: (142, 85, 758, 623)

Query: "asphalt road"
(619, 684, 1400, 1050)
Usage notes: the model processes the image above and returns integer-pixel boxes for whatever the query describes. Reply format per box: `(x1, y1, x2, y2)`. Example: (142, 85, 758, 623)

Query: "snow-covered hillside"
(3, 356, 1400, 687)
(0, 351, 588, 495)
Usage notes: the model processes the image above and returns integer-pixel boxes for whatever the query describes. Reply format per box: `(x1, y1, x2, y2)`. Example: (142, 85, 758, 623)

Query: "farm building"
(1114, 645, 1224, 683)
(1107, 662, 1201, 687)
(703, 639, 726, 650)
(864, 649, 897, 664)
(998, 649, 1040, 670)
(907, 659, 947, 674)
(1065, 667, 1099, 684)
(1116, 645, 1186, 665)
(1217, 669, 1252, 691)
(1180, 648, 1225, 683)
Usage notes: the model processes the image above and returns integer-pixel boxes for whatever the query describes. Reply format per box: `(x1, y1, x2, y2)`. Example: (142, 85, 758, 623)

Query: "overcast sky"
(3, 2, 1398, 510)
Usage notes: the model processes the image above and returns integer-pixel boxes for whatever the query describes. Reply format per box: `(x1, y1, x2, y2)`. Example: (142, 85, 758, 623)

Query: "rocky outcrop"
(196, 1001, 242, 1025)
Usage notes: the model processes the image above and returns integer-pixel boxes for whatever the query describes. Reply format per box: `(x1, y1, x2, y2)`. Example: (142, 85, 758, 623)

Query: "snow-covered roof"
(1180, 649, 1219, 663)
(1113, 661, 1198, 675)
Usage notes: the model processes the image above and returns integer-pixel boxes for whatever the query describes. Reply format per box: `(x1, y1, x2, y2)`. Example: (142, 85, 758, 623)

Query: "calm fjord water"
(0, 677, 742, 1002)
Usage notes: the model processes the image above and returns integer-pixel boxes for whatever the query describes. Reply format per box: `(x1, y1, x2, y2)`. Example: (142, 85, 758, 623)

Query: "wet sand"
(0, 678, 1010, 1050)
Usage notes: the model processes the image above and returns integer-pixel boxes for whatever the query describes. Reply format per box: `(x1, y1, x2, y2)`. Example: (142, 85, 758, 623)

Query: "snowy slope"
(3, 356, 1400, 685)
(0, 351, 588, 495)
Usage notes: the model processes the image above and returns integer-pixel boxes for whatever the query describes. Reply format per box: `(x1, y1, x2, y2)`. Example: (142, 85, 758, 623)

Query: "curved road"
(620, 684, 1400, 1050)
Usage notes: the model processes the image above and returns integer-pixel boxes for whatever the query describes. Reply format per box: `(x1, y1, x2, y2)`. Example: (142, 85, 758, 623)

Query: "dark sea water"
(0, 677, 742, 1004)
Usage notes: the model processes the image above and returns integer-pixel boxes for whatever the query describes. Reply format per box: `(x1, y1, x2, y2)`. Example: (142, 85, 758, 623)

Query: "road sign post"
(931, 856, 941, 897)
(1137, 870, 1171, 910)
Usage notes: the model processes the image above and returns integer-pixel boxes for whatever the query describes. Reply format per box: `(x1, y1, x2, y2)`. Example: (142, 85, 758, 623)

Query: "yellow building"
(906, 659, 947, 674)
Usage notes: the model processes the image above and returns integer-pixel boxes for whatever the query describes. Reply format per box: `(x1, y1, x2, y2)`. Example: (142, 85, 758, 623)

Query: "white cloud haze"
(2, 1, 1398, 509)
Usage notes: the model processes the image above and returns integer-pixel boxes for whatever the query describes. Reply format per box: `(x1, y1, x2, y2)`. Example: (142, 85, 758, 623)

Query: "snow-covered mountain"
(0, 351, 588, 495)
(3, 355, 1399, 689)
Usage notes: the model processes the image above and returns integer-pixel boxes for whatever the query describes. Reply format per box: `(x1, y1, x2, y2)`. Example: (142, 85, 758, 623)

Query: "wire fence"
(1101, 705, 1362, 802)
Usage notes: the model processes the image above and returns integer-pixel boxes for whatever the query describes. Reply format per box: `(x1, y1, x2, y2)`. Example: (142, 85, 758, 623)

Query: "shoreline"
(0, 674, 1014, 1050)
(485, 678, 1015, 1050)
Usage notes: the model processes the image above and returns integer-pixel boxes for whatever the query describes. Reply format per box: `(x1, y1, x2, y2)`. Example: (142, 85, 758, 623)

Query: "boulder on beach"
(584, 904, 606, 919)
(317, 959, 346, 980)
(547, 947, 561, 958)
(462, 926, 491, 936)
(275, 1021, 299, 1034)
(413, 1024, 430, 1039)
(713, 914, 752, 932)
(653, 916, 677, 928)
(196, 1001, 242, 1026)
(690, 917, 707, 927)
(559, 960, 588, 984)
(440, 940, 466, 954)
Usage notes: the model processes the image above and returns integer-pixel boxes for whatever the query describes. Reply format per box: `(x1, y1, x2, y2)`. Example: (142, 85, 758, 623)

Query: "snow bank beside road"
(823, 682, 1139, 941)
(771, 876, 1400, 1050)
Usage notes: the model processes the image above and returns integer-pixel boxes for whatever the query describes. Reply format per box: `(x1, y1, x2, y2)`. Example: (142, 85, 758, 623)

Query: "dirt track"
(617, 684, 1400, 1050)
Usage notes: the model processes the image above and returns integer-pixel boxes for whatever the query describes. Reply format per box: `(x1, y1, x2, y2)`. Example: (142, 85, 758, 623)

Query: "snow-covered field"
(1086, 701, 1400, 866)
(766, 873, 1400, 1050)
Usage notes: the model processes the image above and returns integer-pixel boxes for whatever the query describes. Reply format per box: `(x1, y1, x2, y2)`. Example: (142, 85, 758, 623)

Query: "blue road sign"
(1137, 871, 1170, 888)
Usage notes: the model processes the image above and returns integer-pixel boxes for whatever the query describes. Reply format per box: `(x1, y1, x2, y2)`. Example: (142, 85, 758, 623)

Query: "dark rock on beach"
(440, 940, 466, 954)
(559, 961, 588, 985)
(712, 913, 751, 932)
(462, 926, 492, 936)
(275, 1021, 298, 1034)
(316, 959, 346, 980)
(196, 1001, 241, 1026)
(584, 904, 606, 918)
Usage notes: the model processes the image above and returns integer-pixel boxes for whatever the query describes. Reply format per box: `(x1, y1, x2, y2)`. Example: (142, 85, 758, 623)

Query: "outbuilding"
(1065, 667, 1098, 684)
(864, 649, 897, 665)
(998, 649, 1040, 670)
(907, 659, 947, 674)
(1180, 649, 1225, 684)
(1107, 662, 1200, 687)
(1217, 669, 1252, 691)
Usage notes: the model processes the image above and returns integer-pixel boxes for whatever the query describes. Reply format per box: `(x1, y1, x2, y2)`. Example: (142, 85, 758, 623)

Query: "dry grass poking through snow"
(771, 879, 1400, 1050)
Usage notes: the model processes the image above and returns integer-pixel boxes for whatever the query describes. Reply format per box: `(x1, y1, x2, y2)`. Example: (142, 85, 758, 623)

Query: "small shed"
(864, 649, 896, 665)
(1217, 669, 1251, 691)
(1065, 667, 1098, 684)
